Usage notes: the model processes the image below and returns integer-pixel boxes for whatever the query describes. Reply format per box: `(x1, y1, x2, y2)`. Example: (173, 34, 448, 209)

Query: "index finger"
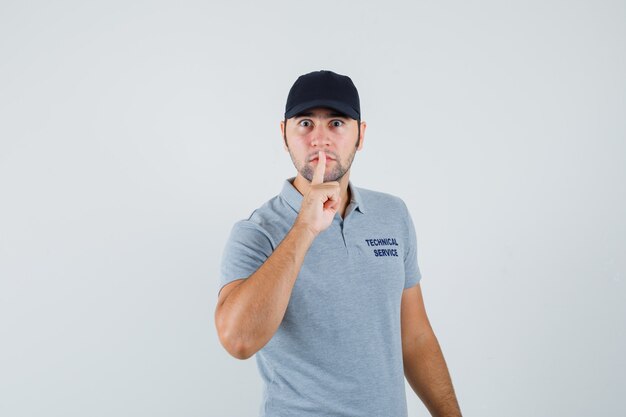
(311, 150, 326, 185)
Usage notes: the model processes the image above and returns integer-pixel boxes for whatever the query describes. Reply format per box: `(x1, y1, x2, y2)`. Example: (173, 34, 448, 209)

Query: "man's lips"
(310, 156, 335, 162)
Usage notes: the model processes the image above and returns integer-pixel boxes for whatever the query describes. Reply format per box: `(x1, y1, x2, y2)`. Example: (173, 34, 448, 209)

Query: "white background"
(1, 1, 624, 416)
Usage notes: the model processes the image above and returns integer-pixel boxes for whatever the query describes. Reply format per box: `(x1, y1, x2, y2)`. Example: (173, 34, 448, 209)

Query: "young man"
(215, 70, 462, 417)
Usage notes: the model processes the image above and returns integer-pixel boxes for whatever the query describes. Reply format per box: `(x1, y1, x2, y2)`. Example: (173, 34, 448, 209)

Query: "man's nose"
(310, 124, 331, 146)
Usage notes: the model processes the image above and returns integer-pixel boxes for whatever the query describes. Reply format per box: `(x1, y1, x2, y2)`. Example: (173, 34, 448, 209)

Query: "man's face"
(280, 107, 365, 183)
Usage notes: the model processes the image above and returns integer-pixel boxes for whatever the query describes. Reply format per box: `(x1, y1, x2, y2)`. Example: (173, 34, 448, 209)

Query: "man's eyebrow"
(294, 111, 349, 119)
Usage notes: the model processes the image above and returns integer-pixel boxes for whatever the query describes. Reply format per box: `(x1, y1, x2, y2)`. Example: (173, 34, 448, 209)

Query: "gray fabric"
(219, 177, 422, 417)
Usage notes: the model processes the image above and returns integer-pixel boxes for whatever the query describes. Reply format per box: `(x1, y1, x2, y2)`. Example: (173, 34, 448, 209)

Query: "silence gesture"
(294, 150, 342, 237)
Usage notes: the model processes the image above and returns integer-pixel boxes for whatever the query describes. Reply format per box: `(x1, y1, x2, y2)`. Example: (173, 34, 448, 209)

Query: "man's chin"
(304, 172, 344, 183)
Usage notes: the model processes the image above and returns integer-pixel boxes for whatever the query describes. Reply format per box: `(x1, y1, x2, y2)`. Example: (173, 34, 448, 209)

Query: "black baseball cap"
(284, 70, 360, 120)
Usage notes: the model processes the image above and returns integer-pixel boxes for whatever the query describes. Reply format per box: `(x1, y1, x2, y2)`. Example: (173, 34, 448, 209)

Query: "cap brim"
(285, 99, 359, 120)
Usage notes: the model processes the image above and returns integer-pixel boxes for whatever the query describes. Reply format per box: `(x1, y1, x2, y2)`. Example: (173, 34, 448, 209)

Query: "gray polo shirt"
(219, 176, 422, 417)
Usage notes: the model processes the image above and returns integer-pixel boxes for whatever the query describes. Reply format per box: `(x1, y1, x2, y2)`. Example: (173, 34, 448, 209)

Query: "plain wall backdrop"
(1, 1, 624, 416)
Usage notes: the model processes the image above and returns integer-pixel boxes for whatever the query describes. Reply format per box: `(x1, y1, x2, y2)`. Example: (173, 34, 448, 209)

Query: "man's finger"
(311, 151, 326, 185)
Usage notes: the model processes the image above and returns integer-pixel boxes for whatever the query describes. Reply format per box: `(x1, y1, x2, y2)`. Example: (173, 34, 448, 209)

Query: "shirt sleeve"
(401, 200, 422, 289)
(219, 220, 275, 296)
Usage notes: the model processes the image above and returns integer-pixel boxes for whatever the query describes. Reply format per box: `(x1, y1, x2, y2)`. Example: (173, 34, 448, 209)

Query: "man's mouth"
(310, 155, 335, 162)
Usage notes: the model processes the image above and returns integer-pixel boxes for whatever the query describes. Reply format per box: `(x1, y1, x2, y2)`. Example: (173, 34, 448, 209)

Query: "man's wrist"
(291, 222, 318, 242)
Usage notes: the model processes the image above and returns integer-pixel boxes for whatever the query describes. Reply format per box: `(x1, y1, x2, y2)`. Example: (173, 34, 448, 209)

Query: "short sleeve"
(401, 200, 422, 289)
(219, 220, 275, 296)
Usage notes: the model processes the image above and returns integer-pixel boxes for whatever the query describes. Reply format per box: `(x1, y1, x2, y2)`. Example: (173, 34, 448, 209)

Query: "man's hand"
(294, 150, 341, 237)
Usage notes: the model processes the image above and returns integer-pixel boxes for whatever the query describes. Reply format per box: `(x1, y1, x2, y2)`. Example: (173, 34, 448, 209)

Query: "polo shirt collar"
(280, 176, 366, 215)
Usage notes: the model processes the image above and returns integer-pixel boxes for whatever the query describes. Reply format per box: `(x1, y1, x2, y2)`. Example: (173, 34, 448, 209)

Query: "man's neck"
(291, 172, 351, 219)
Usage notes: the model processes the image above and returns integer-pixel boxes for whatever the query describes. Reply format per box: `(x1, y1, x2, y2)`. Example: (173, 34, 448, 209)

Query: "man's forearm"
(216, 224, 316, 359)
(403, 331, 462, 417)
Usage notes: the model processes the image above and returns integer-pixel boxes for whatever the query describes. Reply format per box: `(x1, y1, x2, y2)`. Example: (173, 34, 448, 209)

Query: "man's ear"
(357, 121, 366, 150)
(280, 119, 288, 150)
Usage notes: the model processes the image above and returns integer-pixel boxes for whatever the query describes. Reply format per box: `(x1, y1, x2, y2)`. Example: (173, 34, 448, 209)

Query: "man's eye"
(299, 120, 312, 127)
(331, 120, 344, 127)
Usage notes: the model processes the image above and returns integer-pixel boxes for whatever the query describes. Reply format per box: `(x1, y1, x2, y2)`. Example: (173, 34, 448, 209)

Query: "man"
(215, 70, 462, 417)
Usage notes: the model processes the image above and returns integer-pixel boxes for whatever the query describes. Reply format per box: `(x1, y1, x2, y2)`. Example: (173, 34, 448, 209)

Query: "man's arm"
(215, 223, 316, 360)
(215, 150, 341, 360)
(401, 283, 462, 417)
